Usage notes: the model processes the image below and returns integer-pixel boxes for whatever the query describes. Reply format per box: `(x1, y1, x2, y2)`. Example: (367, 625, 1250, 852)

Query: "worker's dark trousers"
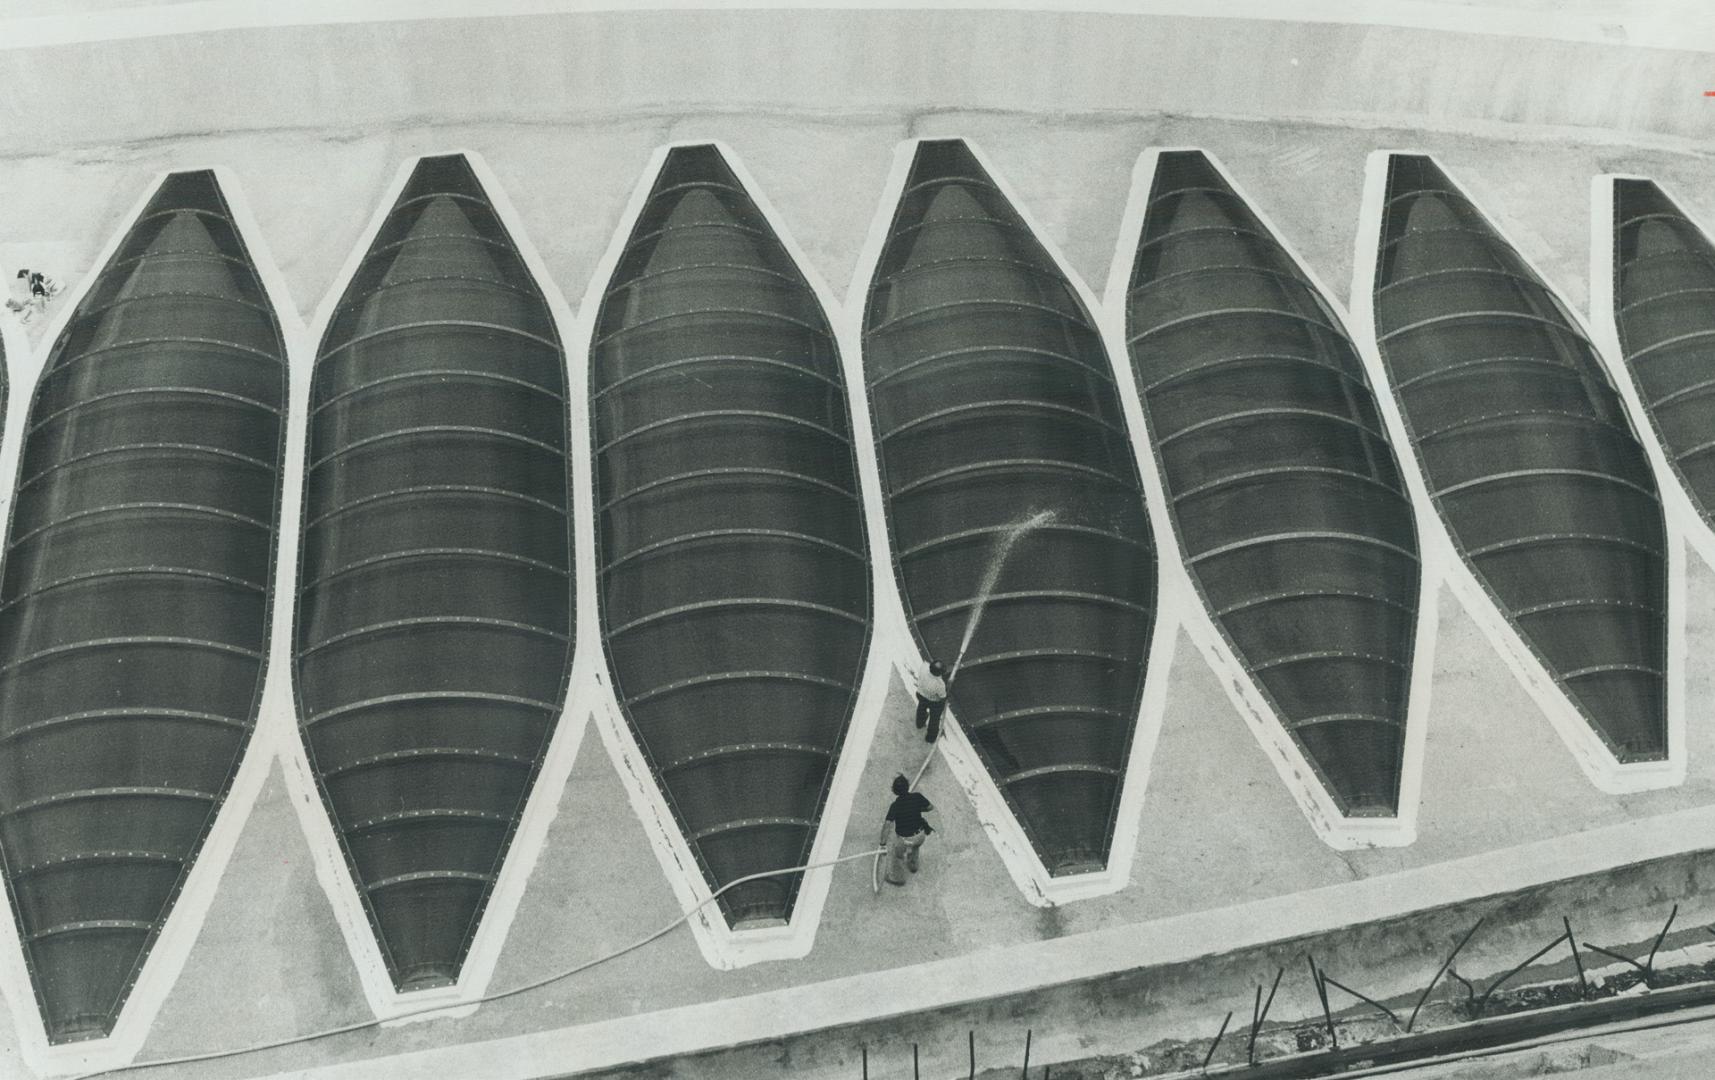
(915, 695, 946, 742)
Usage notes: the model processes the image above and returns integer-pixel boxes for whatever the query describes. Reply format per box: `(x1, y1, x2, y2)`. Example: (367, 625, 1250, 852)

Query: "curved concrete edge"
(3, 0, 1713, 55)
(3, 10, 1713, 158)
(1348, 149, 1689, 798)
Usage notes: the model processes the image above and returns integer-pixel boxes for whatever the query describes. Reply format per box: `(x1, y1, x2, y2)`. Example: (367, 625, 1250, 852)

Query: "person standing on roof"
(8, 268, 59, 324)
(914, 658, 949, 744)
(881, 774, 934, 887)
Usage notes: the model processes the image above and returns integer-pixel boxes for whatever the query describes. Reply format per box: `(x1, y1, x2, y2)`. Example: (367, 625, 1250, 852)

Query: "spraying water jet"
(950, 508, 1059, 679)
(874, 507, 1055, 895)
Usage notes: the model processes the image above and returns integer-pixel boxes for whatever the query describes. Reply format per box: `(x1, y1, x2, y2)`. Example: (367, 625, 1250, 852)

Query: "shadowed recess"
(295, 154, 574, 991)
(0, 170, 285, 1043)
(592, 144, 870, 927)
(862, 139, 1156, 875)
(1372, 154, 1667, 763)
(1611, 179, 1715, 533)
(1127, 150, 1421, 817)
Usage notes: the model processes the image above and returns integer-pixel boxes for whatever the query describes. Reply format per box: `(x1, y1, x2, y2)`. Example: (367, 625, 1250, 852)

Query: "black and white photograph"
(0, 1, 1713, 1077)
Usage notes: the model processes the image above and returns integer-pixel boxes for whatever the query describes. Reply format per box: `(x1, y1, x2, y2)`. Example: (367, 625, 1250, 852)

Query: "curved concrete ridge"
(1, 7, 1713, 156)
(1, 0, 1712, 53)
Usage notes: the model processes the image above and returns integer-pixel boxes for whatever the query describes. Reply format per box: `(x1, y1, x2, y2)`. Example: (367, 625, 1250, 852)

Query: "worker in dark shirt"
(882, 774, 934, 886)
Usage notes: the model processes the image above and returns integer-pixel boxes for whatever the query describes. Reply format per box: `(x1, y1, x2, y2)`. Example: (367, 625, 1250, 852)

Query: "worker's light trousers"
(885, 831, 927, 886)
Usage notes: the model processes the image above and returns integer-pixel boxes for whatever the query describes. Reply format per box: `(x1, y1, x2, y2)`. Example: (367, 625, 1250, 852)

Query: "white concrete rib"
(3, 1, 1713, 55)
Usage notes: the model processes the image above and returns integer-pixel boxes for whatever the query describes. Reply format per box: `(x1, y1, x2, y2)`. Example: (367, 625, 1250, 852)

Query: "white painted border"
(1098, 148, 1436, 849)
(2, 0, 1711, 54)
(1349, 150, 1686, 795)
(262, 799, 1715, 1080)
(273, 148, 595, 1023)
(580, 139, 897, 967)
(1589, 173, 1715, 569)
(840, 137, 1178, 907)
(0, 166, 306, 1077)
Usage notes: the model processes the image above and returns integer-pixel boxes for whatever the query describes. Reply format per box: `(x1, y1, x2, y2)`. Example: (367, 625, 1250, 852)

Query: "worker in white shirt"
(914, 659, 949, 743)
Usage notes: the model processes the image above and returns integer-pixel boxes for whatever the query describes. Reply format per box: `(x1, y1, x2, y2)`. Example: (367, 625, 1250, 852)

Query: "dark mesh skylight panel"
(592, 144, 870, 926)
(1126, 151, 1419, 816)
(294, 154, 574, 992)
(863, 139, 1155, 875)
(0, 170, 285, 1043)
(1374, 155, 1667, 762)
(1612, 179, 1715, 532)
